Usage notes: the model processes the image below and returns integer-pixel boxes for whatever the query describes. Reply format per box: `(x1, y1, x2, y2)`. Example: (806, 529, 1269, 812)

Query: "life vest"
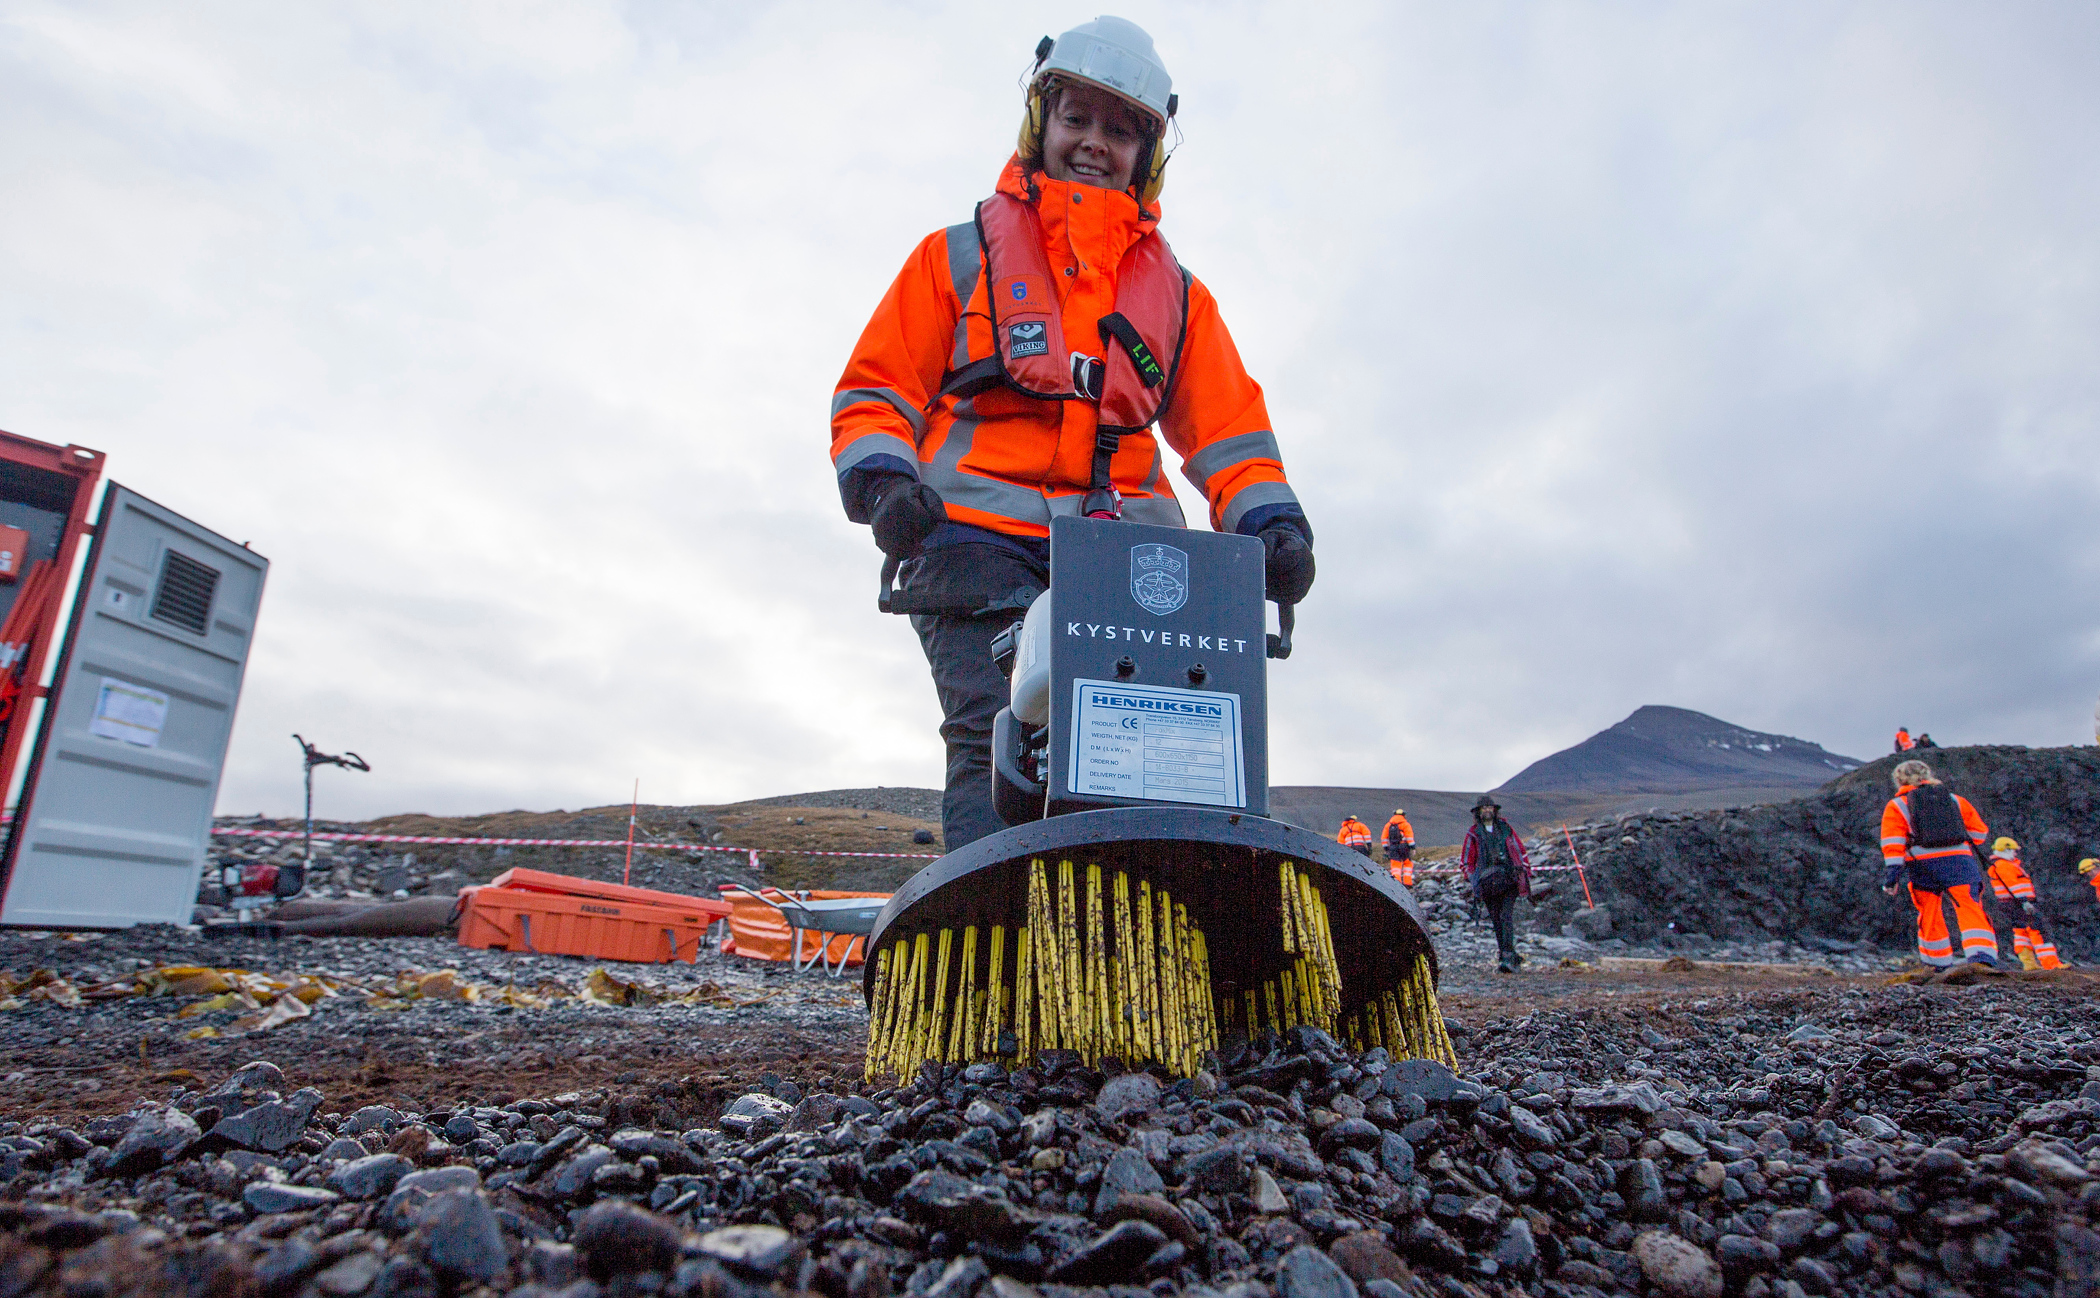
(939, 190, 1191, 516)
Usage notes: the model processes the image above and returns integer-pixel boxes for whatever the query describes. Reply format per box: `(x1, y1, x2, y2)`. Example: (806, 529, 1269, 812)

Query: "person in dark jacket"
(1459, 793, 1532, 973)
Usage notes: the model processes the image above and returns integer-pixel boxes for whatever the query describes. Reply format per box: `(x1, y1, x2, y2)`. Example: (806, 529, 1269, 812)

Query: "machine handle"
(1266, 602, 1295, 660)
(878, 555, 900, 613)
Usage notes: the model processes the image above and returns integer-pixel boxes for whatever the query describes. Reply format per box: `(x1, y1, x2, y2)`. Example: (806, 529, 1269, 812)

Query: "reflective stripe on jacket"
(831, 157, 1300, 539)
(1337, 819, 1372, 847)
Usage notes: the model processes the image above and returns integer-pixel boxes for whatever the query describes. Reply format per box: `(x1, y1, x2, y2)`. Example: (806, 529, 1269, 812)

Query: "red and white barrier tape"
(208, 826, 1581, 875)
(206, 826, 940, 860)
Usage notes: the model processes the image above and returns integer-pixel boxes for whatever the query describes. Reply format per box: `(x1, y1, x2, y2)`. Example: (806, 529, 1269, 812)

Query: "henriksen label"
(1068, 679, 1245, 808)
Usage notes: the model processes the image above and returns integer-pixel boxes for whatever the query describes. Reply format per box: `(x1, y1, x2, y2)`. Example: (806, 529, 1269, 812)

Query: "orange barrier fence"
(718, 889, 890, 967)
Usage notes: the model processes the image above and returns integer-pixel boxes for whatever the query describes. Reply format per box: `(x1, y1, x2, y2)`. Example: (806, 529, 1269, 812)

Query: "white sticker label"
(1068, 678, 1245, 808)
(88, 677, 169, 747)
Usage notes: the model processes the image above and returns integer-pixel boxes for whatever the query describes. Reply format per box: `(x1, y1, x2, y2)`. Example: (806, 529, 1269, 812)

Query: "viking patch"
(1007, 321, 1049, 359)
(1130, 543, 1189, 615)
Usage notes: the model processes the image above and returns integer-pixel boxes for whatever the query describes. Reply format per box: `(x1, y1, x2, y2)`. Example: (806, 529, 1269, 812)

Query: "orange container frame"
(457, 883, 730, 964)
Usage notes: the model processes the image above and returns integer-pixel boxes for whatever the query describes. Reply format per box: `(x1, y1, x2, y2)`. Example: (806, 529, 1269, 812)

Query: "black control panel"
(1042, 515, 1269, 817)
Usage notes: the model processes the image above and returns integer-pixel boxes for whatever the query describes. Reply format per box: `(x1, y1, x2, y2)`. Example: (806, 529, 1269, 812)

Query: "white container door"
(0, 486, 268, 926)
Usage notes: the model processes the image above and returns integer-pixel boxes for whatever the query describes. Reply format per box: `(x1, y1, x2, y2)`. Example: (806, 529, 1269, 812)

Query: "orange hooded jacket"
(831, 158, 1303, 542)
(1985, 854, 2037, 902)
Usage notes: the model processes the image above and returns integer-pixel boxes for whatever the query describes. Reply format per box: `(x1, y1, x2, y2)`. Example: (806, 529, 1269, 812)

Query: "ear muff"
(1135, 132, 1169, 207)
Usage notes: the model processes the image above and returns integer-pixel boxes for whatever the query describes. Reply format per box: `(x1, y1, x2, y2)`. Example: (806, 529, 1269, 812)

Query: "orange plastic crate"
(457, 884, 725, 963)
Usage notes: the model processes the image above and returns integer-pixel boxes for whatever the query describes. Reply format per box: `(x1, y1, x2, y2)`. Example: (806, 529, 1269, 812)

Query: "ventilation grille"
(150, 550, 219, 636)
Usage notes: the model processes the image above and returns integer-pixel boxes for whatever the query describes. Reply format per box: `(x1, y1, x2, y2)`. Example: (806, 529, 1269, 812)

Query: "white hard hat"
(1032, 16, 1176, 131)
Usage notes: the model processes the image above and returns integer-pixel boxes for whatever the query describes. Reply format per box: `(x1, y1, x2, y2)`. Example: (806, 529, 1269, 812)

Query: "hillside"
(1523, 743, 2100, 958)
(1496, 704, 1862, 795)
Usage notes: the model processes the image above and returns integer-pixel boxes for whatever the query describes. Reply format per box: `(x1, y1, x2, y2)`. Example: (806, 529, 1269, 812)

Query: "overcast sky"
(4, 2, 2095, 821)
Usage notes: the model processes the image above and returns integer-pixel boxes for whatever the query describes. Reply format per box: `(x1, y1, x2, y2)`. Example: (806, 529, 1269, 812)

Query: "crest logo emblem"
(1011, 280, 1028, 301)
(1007, 321, 1049, 358)
(1129, 543, 1189, 615)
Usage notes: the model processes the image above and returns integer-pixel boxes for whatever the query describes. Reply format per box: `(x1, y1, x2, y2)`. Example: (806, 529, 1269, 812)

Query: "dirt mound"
(1525, 744, 2100, 959)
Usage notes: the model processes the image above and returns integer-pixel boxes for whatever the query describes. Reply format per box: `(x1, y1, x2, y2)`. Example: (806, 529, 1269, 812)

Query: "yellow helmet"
(1018, 18, 1179, 207)
(1993, 837, 2019, 855)
(2083, 858, 2099, 876)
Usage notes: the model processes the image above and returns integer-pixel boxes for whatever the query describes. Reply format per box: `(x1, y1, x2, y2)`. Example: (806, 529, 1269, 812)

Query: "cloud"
(1, 2, 2094, 820)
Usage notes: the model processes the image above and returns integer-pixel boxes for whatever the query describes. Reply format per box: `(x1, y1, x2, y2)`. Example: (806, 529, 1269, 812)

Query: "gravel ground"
(8, 898, 2100, 1296)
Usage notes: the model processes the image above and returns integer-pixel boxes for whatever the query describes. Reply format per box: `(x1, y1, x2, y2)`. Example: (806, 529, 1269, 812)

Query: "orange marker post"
(1560, 824, 1595, 908)
(623, 780, 639, 887)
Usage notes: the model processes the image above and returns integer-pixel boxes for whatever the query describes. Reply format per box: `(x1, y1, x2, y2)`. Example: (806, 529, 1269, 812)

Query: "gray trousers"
(909, 611, 1015, 853)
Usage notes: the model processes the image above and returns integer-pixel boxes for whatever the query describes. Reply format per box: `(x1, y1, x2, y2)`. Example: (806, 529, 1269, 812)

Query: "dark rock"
(1377, 1131, 1415, 1182)
(328, 1153, 412, 1200)
(922, 1255, 989, 1298)
(1184, 1145, 1249, 1193)
(895, 1169, 1033, 1243)
(1380, 1060, 1459, 1104)
(1099, 1193, 1198, 1247)
(254, 1237, 325, 1290)
(1276, 1243, 1360, 1298)
(1716, 1234, 1780, 1274)
(1632, 1230, 1723, 1298)
(1790, 1256, 1836, 1294)
(1508, 1104, 1557, 1149)
(1399, 1217, 1467, 1270)
(243, 1182, 341, 1214)
(1046, 1219, 1168, 1284)
(719, 1093, 793, 1138)
(548, 1144, 616, 1198)
(1094, 1073, 1161, 1120)
(369, 1256, 439, 1298)
(18, 1208, 107, 1251)
(341, 1105, 402, 1136)
(442, 1114, 482, 1144)
(206, 1088, 324, 1154)
(574, 1200, 680, 1278)
(1315, 1118, 1381, 1156)
(787, 1093, 845, 1132)
(1328, 1232, 1410, 1286)
(415, 1188, 508, 1284)
(1093, 1147, 1166, 1215)
(1493, 1217, 1538, 1277)
(609, 1130, 700, 1174)
(1622, 1158, 1669, 1221)
(690, 1225, 802, 1281)
(1765, 1208, 1822, 1253)
(206, 1060, 286, 1109)
(107, 1108, 201, 1177)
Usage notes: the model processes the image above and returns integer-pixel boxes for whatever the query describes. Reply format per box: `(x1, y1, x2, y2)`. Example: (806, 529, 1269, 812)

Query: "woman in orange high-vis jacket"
(830, 18, 1314, 851)
(1879, 759, 1996, 968)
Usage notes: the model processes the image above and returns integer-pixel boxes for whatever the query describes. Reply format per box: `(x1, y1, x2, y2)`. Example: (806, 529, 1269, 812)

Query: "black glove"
(870, 477, 946, 559)
(1260, 524, 1315, 604)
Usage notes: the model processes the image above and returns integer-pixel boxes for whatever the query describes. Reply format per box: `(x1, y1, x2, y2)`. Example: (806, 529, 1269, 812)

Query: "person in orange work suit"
(1880, 759, 1997, 968)
(830, 17, 1316, 852)
(1894, 727, 1915, 752)
(1383, 808, 1416, 886)
(1984, 837, 2062, 969)
(1337, 816, 1373, 857)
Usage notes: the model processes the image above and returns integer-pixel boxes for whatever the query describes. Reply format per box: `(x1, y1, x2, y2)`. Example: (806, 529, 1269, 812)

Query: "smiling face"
(1040, 82, 1149, 191)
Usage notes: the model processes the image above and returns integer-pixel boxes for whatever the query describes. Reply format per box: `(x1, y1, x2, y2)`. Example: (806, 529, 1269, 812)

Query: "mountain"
(1493, 705, 1861, 795)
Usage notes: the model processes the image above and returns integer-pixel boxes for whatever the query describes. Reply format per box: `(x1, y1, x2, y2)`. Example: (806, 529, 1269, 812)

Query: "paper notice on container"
(88, 678, 169, 747)
(1068, 679, 1245, 808)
